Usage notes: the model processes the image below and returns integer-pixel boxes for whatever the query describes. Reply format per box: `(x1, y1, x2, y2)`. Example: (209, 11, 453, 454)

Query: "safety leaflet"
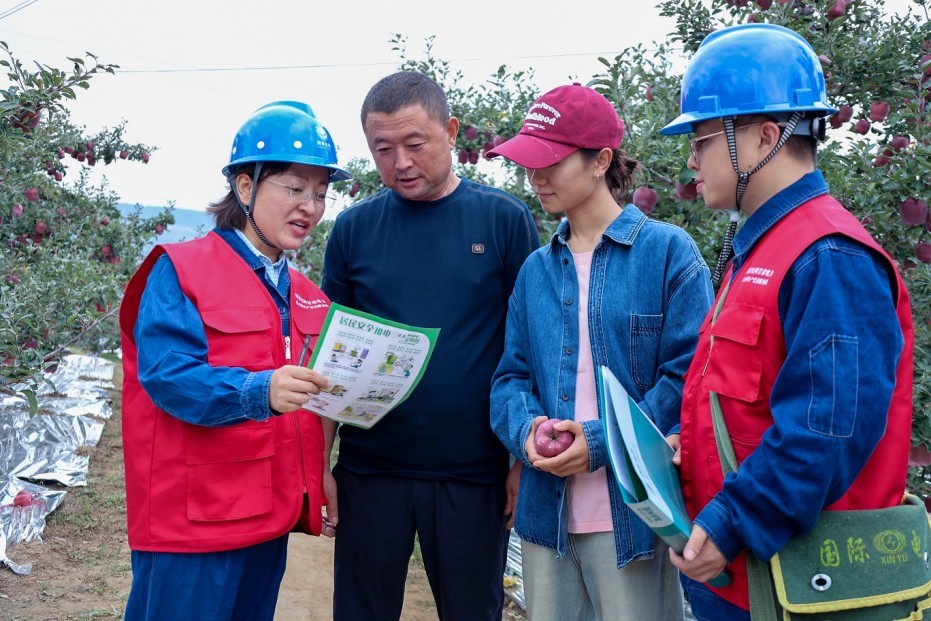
(301, 303, 439, 428)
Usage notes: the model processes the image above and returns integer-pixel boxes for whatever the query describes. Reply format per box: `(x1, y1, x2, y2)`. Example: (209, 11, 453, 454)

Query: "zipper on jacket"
(285, 335, 291, 361)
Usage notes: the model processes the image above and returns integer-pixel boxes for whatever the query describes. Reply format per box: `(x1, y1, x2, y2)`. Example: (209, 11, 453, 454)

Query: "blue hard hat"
(222, 100, 351, 181)
(660, 24, 836, 136)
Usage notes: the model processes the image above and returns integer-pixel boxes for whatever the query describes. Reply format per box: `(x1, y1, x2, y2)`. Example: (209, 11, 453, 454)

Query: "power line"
(0, 0, 39, 21)
(114, 51, 632, 75)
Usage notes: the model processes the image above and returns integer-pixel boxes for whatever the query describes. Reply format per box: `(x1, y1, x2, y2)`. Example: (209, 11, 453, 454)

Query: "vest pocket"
(200, 306, 273, 368)
(185, 424, 275, 521)
(704, 302, 765, 404)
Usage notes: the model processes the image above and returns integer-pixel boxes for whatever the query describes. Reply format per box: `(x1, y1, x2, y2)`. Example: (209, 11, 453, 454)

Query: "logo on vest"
(295, 293, 328, 310)
(740, 265, 775, 286)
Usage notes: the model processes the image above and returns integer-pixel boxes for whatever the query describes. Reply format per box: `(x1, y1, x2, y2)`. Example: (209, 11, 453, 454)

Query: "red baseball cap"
(486, 83, 625, 168)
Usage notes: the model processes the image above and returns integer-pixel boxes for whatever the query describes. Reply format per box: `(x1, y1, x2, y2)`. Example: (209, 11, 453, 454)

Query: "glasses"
(263, 178, 336, 209)
(688, 123, 761, 164)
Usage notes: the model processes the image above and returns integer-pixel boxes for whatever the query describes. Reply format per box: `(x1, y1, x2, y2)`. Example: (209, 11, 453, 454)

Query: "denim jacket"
(490, 205, 714, 567)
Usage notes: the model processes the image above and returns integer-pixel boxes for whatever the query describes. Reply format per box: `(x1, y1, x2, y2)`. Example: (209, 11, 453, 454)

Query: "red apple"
(25, 187, 39, 202)
(645, 84, 654, 102)
(675, 180, 698, 200)
(464, 126, 479, 141)
(12, 490, 35, 507)
(921, 53, 931, 78)
(835, 105, 853, 123)
(534, 419, 574, 458)
(890, 135, 910, 152)
(826, 0, 846, 21)
(869, 101, 890, 122)
(34, 221, 47, 235)
(632, 187, 659, 214)
(854, 119, 871, 135)
(493, 135, 507, 147)
(119, 150, 129, 159)
(10, 106, 41, 132)
(900, 198, 928, 226)
(154, 224, 165, 234)
(141, 152, 150, 163)
(12, 204, 24, 218)
(909, 444, 931, 467)
(457, 149, 469, 164)
(917, 242, 931, 264)
(468, 150, 479, 165)
(756, 0, 773, 8)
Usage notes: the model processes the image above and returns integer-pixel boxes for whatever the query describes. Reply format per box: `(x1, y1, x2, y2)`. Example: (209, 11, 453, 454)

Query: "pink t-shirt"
(566, 249, 613, 533)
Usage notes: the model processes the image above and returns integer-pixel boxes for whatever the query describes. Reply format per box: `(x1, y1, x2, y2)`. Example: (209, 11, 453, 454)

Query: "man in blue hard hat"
(660, 23, 914, 620)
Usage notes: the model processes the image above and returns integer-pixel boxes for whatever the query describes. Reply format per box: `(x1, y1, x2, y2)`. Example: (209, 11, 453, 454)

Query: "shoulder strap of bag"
(708, 277, 780, 621)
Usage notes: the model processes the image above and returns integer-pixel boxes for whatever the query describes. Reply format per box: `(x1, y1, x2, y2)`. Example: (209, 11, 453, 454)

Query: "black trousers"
(332, 465, 508, 621)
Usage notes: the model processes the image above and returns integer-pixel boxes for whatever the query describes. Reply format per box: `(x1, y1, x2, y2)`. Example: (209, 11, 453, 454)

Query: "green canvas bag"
(710, 391, 931, 621)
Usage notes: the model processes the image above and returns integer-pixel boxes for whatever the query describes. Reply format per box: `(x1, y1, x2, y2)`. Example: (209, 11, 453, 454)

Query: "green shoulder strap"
(707, 276, 780, 621)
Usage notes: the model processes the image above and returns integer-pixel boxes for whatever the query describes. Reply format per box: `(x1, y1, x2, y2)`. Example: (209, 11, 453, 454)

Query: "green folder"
(599, 365, 730, 587)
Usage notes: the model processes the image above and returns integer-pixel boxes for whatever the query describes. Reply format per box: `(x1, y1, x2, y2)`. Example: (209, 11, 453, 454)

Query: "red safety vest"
(679, 195, 914, 610)
(119, 231, 331, 553)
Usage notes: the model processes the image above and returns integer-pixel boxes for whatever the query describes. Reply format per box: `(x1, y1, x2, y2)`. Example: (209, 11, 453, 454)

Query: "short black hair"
(360, 71, 450, 128)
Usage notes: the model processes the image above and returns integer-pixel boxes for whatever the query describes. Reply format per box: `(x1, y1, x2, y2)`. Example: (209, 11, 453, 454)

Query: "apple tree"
(1, 41, 172, 411)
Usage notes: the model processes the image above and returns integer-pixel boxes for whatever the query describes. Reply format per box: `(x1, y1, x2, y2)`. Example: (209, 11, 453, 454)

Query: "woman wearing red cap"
(488, 84, 714, 620)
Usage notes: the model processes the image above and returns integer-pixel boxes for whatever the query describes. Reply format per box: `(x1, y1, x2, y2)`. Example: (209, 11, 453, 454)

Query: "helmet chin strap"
(234, 161, 279, 251)
(710, 112, 803, 286)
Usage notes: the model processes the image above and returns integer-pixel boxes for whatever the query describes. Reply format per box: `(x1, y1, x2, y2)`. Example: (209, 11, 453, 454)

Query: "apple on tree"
(534, 418, 574, 458)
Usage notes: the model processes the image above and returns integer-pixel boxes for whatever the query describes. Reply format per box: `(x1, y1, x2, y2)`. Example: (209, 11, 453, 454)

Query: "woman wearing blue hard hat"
(661, 23, 914, 621)
(119, 101, 350, 620)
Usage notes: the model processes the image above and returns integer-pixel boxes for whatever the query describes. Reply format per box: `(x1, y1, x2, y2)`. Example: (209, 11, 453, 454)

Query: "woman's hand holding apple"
(525, 418, 589, 477)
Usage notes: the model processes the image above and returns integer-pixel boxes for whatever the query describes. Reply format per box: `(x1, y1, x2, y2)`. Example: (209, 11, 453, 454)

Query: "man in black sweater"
(321, 71, 537, 621)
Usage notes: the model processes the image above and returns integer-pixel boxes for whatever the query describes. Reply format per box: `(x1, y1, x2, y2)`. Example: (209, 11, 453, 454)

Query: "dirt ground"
(0, 365, 526, 621)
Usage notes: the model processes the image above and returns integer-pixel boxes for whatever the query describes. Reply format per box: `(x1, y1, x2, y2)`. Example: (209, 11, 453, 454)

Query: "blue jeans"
(681, 575, 750, 621)
(522, 533, 684, 621)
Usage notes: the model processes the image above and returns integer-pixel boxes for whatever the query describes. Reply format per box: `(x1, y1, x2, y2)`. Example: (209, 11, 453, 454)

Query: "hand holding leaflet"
(301, 303, 439, 429)
(599, 365, 730, 587)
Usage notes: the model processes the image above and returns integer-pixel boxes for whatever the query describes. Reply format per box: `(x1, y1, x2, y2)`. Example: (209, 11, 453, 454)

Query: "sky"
(0, 0, 921, 213)
(0, 0, 679, 212)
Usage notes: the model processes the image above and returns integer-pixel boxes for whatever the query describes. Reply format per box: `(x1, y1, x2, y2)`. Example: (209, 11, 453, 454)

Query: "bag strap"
(710, 391, 779, 621)
(707, 277, 780, 621)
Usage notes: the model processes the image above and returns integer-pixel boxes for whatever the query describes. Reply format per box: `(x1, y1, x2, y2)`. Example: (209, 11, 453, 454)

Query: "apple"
(645, 84, 654, 102)
(25, 187, 39, 202)
(909, 444, 931, 467)
(869, 101, 890, 122)
(900, 198, 928, 226)
(854, 119, 871, 135)
(890, 135, 910, 151)
(756, 0, 773, 9)
(826, 0, 846, 21)
(464, 125, 479, 141)
(468, 150, 480, 165)
(675, 180, 698, 200)
(916, 242, 931, 264)
(34, 221, 47, 235)
(10, 106, 41, 132)
(534, 419, 574, 457)
(457, 149, 469, 164)
(141, 152, 150, 163)
(921, 53, 931, 78)
(12, 204, 24, 218)
(154, 224, 165, 234)
(632, 187, 659, 214)
(493, 135, 507, 147)
(12, 489, 34, 508)
(119, 149, 129, 159)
